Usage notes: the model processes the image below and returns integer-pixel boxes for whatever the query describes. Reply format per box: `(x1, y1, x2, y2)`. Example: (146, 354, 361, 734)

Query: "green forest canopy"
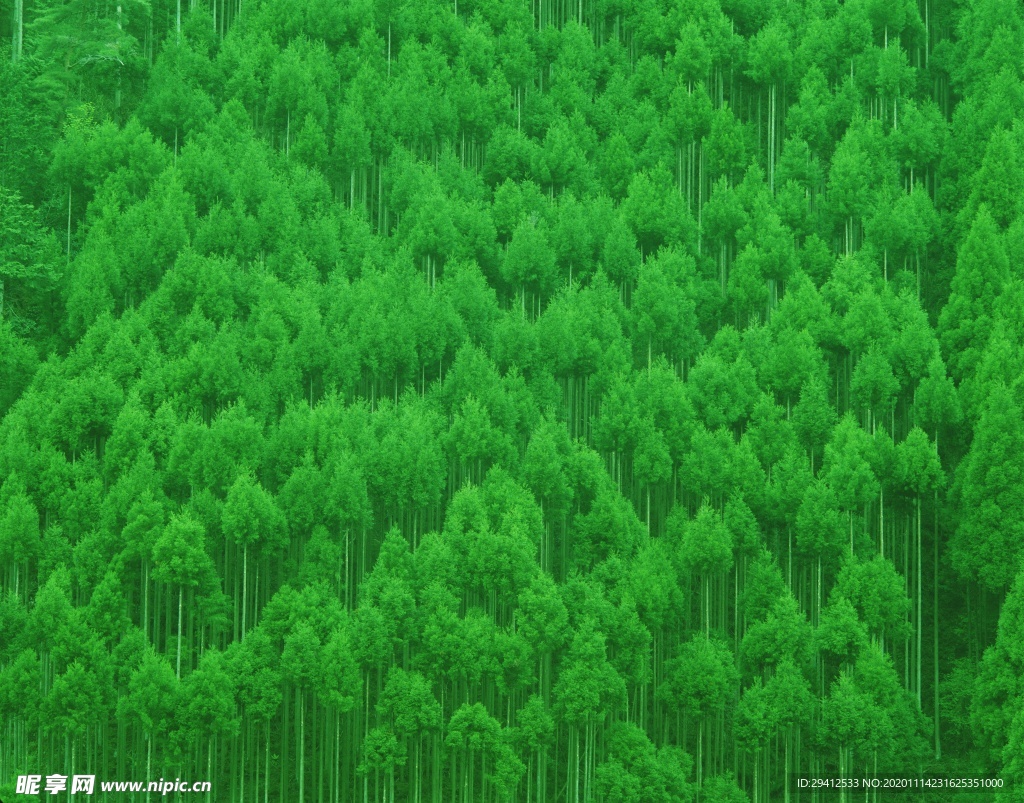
(1, 0, 1024, 800)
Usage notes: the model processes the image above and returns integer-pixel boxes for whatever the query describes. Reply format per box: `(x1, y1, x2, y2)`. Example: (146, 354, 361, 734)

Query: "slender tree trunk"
(916, 496, 922, 708)
(176, 586, 183, 678)
(753, 747, 759, 803)
(574, 726, 580, 803)
(12, 0, 23, 62)
(115, 2, 123, 110)
(769, 83, 775, 193)
(879, 482, 885, 557)
(299, 690, 306, 803)
(242, 542, 249, 639)
(67, 187, 73, 266)
(933, 485, 941, 759)
(698, 718, 703, 790)
(240, 721, 246, 803)
(784, 729, 790, 803)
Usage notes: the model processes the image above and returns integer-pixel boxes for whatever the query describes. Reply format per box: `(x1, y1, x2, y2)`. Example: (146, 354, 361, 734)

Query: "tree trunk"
(240, 720, 246, 803)
(242, 541, 248, 639)
(12, 0, 23, 62)
(299, 690, 306, 803)
(176, 586, 183, 678)
(769, 83, 775, 193)
(916, 496, 922, 708)
(67, 187, 73, 266)
(933, 485, 941, 759)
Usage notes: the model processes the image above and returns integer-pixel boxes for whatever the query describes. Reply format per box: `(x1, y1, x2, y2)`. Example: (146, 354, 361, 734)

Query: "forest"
(0, 0, 1023, 799)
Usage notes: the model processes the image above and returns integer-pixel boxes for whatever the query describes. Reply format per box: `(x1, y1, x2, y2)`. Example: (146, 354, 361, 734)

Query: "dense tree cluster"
(1, 0, 1022, 800)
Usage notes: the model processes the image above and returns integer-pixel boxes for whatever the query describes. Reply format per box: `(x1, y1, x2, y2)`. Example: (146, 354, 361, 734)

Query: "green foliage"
(0, 0, 1013, 797)
(833, 555, 912, 640)
(938, 206, 1009, 383)
(595, 722, 694, 802)
(951, 384, 1024, 591)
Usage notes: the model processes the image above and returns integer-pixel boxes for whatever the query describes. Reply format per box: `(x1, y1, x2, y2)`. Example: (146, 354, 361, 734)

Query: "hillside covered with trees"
(1, 0, 1023, 799)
